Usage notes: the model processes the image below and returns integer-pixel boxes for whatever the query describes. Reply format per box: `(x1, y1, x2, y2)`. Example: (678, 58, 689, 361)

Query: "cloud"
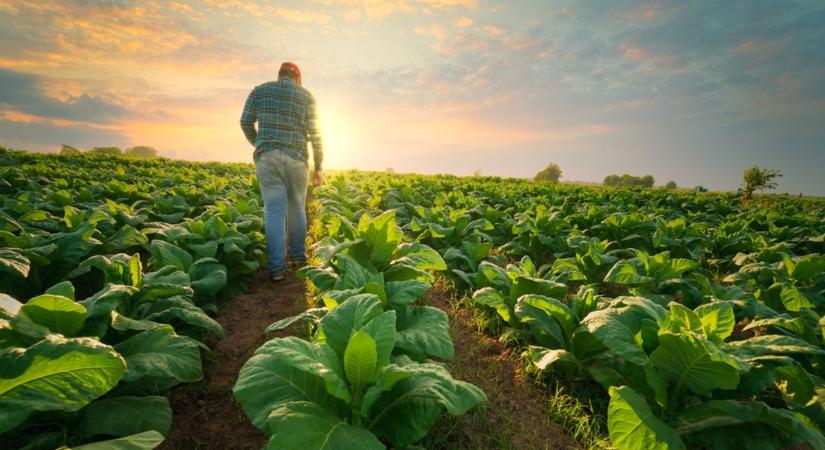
(311, 0, 476, 19)
(0, 0, 267, 76)
(0, 115, 129, 151)
(0, 68, 128, 123)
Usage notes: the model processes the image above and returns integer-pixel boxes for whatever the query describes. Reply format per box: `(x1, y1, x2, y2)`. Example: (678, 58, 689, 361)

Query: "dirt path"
(159, 269, 307, 450)
(428, 288, 581, 450)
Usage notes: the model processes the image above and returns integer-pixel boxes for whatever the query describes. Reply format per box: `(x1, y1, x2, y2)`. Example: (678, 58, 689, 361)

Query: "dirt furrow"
(159, 270, 307, 450)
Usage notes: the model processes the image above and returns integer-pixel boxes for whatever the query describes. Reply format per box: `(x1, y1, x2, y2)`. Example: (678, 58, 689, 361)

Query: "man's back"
(240, 78, 323, 169)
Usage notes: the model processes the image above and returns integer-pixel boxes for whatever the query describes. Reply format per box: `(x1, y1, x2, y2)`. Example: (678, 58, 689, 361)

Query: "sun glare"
(317, 105, 358, 170)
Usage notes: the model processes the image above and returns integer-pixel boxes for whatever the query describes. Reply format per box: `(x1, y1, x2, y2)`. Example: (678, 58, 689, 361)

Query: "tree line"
(532, 161, 783, 197)
(60, 144, 158, 159)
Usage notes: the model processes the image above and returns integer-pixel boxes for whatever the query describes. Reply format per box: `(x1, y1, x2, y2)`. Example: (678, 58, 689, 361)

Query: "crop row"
(306, 172, 825, 450)
(0, 149, 264, 449)
(233, 204, 487, 448)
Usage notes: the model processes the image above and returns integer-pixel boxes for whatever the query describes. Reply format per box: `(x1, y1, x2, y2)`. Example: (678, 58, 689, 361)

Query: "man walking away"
(240, 62, 323, 282)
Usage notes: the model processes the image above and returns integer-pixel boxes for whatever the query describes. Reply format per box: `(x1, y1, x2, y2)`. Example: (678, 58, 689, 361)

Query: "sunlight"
(317, 104, 359, 169)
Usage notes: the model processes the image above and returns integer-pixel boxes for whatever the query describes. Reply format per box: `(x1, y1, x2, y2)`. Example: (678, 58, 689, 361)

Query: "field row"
(0, 149, 265, 449)
(300, 171, 825, 450)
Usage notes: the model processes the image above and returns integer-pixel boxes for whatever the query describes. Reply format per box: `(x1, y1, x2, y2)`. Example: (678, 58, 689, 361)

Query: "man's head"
(278, 62, 301, 85)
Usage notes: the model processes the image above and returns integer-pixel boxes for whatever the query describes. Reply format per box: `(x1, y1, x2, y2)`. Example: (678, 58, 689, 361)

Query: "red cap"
(279, 62, 301, 85)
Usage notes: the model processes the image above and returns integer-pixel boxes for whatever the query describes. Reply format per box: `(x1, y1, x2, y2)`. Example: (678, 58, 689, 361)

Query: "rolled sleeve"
(305, 93, 323, 171)
(240, 88, 258, 146)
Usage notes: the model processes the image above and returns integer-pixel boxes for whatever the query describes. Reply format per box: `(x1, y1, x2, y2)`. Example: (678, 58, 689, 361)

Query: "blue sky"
(0, 0, 823, 194)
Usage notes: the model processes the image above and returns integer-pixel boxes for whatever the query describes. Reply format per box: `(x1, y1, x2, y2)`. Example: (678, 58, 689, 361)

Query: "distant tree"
(124, 146, 158, 158)
(385, 167, 395, 174)
(665, 181, 677, 190)
(473, 170, 483, 177)
(89, 146, 122, 155)
(534, 163, 562, 183)
(695, 185, 708, 193)
(60, 144, 81, 154)
(603, 173, 655, 188)
(742, 166, 782, 200)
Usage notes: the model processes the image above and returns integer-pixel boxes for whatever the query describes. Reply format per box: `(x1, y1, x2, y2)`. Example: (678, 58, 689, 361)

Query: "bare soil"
(428, 288, 581, 450)
(159, 269, 307, 450)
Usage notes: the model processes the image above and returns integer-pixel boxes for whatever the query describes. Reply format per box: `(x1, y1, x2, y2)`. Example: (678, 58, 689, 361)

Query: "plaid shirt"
(240, 78, 323, 171)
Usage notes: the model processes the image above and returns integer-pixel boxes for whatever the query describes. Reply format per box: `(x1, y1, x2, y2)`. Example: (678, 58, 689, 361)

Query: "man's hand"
(311, 170, 323, 187)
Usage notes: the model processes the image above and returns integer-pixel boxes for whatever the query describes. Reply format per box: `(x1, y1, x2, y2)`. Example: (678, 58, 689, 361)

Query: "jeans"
(255, 151, 309, 274)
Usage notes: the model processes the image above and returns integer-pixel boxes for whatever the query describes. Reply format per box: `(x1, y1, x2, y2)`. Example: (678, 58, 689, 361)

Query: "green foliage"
(89, 147, 122, 155)
(305, 169, 825, 450)
(743, 165, 782, 200)
(604, 173, 655, 188)
(665, 181, 677, 190)
(124, 146, 158, 159)
(533, 162, 562, 183)
(0, 149, 265, 449)
(234, 295, 485, 449)
(60, 144, 81, 154)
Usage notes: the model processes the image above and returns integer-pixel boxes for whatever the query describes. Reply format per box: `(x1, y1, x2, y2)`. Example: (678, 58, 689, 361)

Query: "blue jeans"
(255, 151, 309, 274)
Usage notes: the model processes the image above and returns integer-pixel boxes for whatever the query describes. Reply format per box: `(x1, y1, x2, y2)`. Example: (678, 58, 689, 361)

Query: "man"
(240, 62, 323, 282)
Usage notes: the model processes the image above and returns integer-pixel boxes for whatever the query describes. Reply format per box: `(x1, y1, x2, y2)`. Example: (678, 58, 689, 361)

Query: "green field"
(3, 149, 825, 450)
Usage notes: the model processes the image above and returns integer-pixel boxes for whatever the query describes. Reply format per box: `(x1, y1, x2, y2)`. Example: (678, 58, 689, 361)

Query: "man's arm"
(306, 93, 323, 172)
(240, 88, 257, 146)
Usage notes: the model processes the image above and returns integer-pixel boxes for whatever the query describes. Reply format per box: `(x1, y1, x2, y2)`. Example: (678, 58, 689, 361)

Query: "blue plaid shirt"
(240, 78, 323, 171)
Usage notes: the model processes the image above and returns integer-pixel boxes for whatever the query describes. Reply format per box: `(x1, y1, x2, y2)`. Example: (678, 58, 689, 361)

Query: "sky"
(0, 0, 823, 194)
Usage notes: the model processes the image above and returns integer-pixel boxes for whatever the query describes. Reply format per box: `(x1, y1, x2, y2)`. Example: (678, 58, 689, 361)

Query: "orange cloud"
(319, 0, 476, 19)
(455, 16, 473, 27)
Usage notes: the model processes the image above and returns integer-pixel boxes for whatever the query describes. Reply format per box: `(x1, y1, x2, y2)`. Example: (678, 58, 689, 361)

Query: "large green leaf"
(395, 306, 454, 360)
(385, 280, 430, 308)
(356, 210, 403, 269)
(678, 400, 825, 450)
(604, 260, 654, 285)
(233, 337, 348, 429)
(516, 294, 577, 336)
(100, 225, 148, 254)
(143, 296, 225, 337)
(333, 254, 373, 290)
(264, 401, 384, 450)
(607, 386, 685, 450)
(661, 303, 703, 335)
(148, 240, 192, 271)
(188, 258, 227, 297)
(19, 294, 87, 336)
(391, 242, 447, 271)
(61, 431, 165, 450)
(651, 332, 740, 397)
(317, 294, 383, 360)
(581, 307, 648, 366)
(366, 359, 485, 447)
(0, 248, 30, 278)
(79, 284, 136, 319)
(694, 302, 735, 343)
(358, 311, 397, 369)
(0, 337, 126, 433)
(81, 396, 172, 438)
(113, 325, 202, 384)
(46, 281, 76, 300)
(344, 331, 378, 391)
(472, 287, 513, 324)
(789, 255, 825, 282)
(724, 334, 825, 359)
(528, 346, 578, 371)
(780, 285, 817, 312)
(510, 276, 567, 301)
